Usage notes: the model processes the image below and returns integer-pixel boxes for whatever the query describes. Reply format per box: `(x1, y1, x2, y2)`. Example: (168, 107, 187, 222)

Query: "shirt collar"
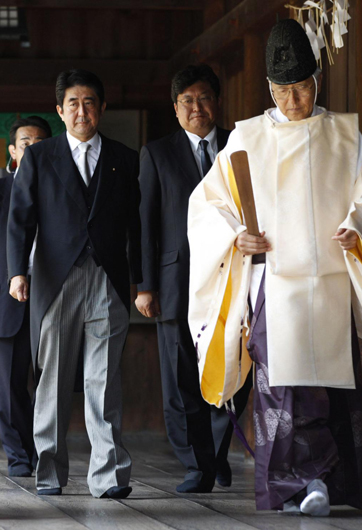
(184, 126, 218, 153)
(66, 131, 101, 154)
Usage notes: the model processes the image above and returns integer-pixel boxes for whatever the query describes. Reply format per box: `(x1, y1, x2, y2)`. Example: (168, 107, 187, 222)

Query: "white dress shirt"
(185, 126, 218, 178)
(66, 131, 102, 178)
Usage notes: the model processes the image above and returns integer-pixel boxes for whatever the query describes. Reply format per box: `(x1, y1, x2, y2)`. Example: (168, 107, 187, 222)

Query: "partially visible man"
(188, 20, 362, 515)
(135, 64, 252, 493)
(7, 70, 142, 498)
(0, 116, 51, 477)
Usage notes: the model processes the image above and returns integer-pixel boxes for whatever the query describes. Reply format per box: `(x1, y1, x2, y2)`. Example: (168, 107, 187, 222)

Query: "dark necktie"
(199, 139, 212, 177)
(78, 142, 91, 186)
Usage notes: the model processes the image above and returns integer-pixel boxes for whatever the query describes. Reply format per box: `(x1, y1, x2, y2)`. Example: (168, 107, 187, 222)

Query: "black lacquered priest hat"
(266, 19, 317, 85)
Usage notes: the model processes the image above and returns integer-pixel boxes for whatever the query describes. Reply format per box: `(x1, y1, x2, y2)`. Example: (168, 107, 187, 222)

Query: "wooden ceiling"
(0, 0, 296, 112)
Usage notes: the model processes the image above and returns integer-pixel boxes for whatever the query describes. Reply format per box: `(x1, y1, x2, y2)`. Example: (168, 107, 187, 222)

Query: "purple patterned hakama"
(247, 275, 362, 511)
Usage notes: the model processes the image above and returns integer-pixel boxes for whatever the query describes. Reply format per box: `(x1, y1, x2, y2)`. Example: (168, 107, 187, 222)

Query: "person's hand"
(9, 275, 29, 302)
(130, 284, 137, 305)
(135, 291, 161, 318)
(235, 231, 271, 255)
(332, 228, 358, 251)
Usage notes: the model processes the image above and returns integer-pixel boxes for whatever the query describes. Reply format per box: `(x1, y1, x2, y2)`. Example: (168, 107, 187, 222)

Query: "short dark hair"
(55, 69, 105, 108)
(171, 64, 221, 103)
(9, 116, 52, 145)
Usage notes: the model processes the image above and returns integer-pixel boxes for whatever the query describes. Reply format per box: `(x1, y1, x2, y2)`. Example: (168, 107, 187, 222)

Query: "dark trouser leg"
(211, 372, 252, 487)
(212, 370, 253, 461)
(247, 277, 339, 511)
(157, 319, 216, 483)
(325, 313, 362, 509)
(0, 302, 33, 476)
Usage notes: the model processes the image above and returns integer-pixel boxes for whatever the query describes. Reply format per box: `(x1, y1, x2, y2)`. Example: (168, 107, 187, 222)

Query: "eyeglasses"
(177, 95, 215, 107)
(272, 84, 314, 100)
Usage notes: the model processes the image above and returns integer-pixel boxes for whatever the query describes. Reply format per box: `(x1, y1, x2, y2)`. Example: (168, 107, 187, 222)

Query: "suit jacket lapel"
(169, 129, 202, 188)
(89, 135, 116, 221)
(49, 132, 88, 216)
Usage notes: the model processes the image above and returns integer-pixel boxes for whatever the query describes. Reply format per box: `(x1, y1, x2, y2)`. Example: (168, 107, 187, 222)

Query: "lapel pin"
(112, 168, 116, 171)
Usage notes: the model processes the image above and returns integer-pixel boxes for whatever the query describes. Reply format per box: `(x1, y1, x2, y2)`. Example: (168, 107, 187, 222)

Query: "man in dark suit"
(0, 116, 51, 478)
(7, 70, 142, 499)
(136, 64, 252, 493)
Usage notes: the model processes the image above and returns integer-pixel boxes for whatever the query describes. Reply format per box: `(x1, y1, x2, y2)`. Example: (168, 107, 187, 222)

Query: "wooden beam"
(0, 85, 171, 112)
(170, 0, 297, 70)
(0, 0, 202, 9)
(0, 58, 169, 86)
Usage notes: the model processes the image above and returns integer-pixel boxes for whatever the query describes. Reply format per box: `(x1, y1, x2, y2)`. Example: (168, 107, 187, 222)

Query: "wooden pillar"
(203, 0, 225, 30)
(328, 43, 348, 113)
(356, 0, 362, 129)
(243, 32, 268, 120)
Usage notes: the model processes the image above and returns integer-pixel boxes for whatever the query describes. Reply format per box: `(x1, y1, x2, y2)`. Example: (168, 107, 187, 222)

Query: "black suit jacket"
(7, 132, 142, 364)
(0, 174, 27, 338)
(138, 126, 230, 320)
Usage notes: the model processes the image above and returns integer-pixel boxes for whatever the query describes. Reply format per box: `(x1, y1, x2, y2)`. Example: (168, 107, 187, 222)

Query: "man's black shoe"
(37, 487, 62, 496)
(216, 459, 232, 487)
(176, 479, 214, 493)
(100, 486, 132, 499)
(9, 470, 32, 478)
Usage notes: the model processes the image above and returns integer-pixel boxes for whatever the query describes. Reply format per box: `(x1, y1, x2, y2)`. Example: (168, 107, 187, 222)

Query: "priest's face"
(271, 75, 322, 121)
(174, 81, 220, 138)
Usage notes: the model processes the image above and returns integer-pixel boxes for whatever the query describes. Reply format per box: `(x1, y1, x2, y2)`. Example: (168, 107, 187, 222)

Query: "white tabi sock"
(279, 500, 300, 513)
(300, 479, 330, 517)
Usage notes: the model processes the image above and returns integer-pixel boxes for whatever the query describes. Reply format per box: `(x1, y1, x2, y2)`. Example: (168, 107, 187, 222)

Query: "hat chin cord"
(312, 74, 318, 104)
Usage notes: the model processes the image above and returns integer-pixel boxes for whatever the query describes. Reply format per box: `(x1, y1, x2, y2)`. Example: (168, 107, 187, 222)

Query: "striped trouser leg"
(35, 258, 131, 494)
(83, 261, 131, 497)
(35, 265, 85, 489)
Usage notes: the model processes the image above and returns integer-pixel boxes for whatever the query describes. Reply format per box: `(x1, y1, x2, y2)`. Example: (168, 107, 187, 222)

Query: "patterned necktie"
(199, 139, 212, 177)
(78, 142, 91, 186)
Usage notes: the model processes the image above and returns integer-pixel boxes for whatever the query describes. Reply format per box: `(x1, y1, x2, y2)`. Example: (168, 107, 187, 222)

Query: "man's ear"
(174, 102, 179, 118)
(56, 105, 64, 121)
(8, 144, 16, 160)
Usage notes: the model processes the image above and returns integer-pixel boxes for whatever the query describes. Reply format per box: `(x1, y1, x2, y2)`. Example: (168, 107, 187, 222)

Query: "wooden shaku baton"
(230, 150, 259, 236)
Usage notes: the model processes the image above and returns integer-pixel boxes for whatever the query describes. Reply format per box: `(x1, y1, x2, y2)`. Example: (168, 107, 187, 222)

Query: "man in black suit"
(0, 116, 51, 478)
(7, 70, 142, 499)
(136, 64, 252, 493)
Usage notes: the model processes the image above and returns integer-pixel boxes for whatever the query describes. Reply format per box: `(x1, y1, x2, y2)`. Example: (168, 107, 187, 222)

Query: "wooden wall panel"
(347, 0, 357, 113)
(1, 8, 203, 60)
(203, 0, 225, 30)
(220, 64, 243, 130)
(356, 0, 362, 130)
(242, 32, 267, 119)
(327, 46, 349, 113)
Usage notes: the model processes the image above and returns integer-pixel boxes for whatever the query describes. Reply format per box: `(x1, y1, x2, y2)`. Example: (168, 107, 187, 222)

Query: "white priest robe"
(188, 107, 362, 408)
